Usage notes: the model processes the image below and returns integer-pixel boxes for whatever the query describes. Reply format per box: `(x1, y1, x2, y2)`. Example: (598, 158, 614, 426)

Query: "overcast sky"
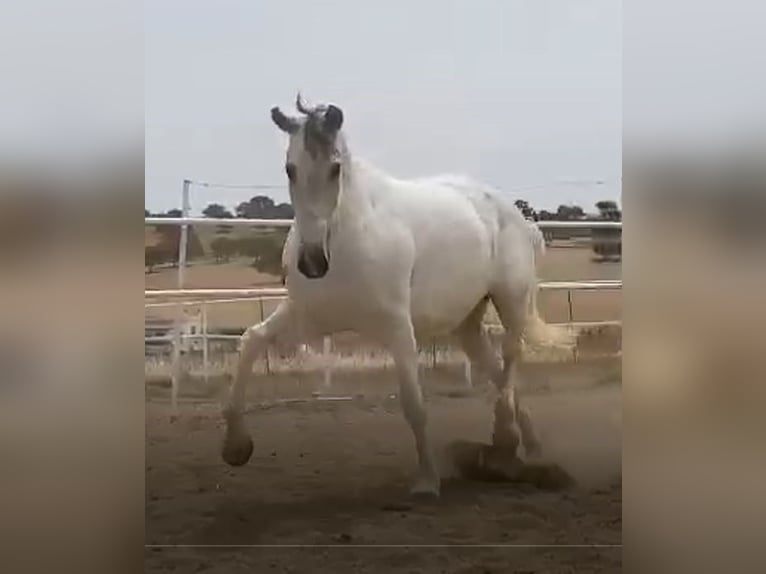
(145, 0, 621, 214)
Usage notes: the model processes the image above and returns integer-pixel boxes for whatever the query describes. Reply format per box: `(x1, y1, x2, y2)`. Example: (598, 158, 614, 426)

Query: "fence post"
(202, 302, 209, 383)
(171, 321, 181, 419)
(171, 178, 191, 418)
(259, 298, 271, 375)
(322, 335, 332, 389)
(178, 179, 191, 287)
(566, 289, 579, 362)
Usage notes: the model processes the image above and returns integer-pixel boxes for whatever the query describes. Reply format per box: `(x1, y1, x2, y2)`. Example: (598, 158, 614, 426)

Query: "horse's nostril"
(297, 244, 329, 279)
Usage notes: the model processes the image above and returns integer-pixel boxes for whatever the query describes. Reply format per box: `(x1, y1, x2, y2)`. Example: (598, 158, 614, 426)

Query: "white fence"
(145, 211, 621, 412)
(146, 216, 623, 230)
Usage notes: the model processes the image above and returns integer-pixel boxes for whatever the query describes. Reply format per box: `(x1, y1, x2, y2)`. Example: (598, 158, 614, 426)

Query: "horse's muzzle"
(297, 242, 329, 279)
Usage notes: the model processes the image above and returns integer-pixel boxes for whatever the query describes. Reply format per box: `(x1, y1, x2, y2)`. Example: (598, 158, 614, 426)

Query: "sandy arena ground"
(146, 358, 621, 573)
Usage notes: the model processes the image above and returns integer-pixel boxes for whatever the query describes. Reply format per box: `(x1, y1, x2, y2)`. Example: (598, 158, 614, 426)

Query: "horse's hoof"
(523, 441, 543, 461)
(222, 436, 254, 466)
(410, 477, 441, 498)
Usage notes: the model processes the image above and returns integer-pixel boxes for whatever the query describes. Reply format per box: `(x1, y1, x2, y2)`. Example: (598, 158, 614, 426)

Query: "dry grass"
(144, 324, 621, 398)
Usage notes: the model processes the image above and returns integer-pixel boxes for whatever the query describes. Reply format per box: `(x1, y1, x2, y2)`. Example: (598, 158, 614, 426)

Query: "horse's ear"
(271, 107, 300, 134)
(323, 105, 344, 133)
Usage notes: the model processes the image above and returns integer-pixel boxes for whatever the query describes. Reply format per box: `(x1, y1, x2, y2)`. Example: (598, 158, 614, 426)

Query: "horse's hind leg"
(490, 286, 542, 459)
(457, 297, 502, 389)
(222, 301, 295, 466)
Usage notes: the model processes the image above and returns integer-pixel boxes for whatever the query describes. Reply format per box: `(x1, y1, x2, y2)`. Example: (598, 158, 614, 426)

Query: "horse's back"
(376, 174, 532, 336)
(386, 174, 533, 267)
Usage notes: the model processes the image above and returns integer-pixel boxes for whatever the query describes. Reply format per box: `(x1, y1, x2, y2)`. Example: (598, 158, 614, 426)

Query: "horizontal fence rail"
(146, 288, 289, 298)
(145, 334, 241, 342)
(144, 296, 287, 308)
(146, 216, 622, 230)
(146, 321, 622, 341)
(145, 280, 622, 300)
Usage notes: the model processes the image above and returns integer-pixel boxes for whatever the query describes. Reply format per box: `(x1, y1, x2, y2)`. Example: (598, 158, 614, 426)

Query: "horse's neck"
(336, 156, 386, 225)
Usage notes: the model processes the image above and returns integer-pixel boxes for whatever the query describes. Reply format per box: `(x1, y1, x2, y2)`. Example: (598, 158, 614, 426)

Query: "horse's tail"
(523, 281, 576, 350)
(528, 220, 546, 262)
(523, 222, 575, 350)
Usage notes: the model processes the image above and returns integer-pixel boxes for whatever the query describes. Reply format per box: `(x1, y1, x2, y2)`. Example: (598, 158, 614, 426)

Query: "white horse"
(222, 94, 572, 496)
(462, 218, 548, 387)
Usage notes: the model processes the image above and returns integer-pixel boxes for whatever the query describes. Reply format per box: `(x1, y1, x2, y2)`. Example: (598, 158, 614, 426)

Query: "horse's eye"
(285, 163, 297, 182)
(329, 163, 341, 180)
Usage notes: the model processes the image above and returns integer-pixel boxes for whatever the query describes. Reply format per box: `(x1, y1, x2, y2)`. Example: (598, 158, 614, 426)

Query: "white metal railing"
(144, 280, 622, 300)
(146, 216, 293, 227)
(146, 216, 622, 229)
(145, 204, 621, 414)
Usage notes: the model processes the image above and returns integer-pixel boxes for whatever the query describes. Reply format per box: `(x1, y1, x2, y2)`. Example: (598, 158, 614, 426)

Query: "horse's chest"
(286, 272, 384, 329)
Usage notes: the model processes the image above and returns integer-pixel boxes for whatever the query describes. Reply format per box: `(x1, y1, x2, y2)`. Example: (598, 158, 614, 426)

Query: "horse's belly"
(410, 287, 487, 337)
(409, 237, 492, 337)
(286, 278, 361, 333)
(287, 268, 403, 336)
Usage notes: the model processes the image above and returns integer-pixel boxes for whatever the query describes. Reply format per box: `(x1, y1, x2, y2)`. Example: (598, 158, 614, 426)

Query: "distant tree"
(537, 210, 555, 221)
(236, 195, 274, 218)
(210, 236, 237, 263)
(202, 203, 234, 219)
(514, 199, 537, 220)
(236, 195, 294, 219)
(535, 209, 555, 244)
(145, 209, 150, 217)
(234, 229, 289, 276)
(271, 202, 295, 219)
(183, 227, 205, 262)
(251, 239, 284, 275)
(144, 225, 204, 270)
(145, 206, 206, 272)
(595, 200, 621, 221)
(555, 204, 585, 221)
(154, 208, 183, 218)
(592, 200, 622, 261)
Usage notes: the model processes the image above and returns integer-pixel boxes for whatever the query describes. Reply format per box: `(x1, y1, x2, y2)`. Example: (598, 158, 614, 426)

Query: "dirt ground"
(146, 358, 622, 573)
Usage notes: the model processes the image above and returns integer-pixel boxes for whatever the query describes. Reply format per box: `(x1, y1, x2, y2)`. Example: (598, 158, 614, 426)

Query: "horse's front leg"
(382, 319, 440, 496)
(222, 301, 295, 466)
(463, 356, 488, 388)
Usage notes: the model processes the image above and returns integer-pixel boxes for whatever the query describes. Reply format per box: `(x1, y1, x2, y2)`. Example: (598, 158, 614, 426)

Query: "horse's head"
(271, 93, 346, 279)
